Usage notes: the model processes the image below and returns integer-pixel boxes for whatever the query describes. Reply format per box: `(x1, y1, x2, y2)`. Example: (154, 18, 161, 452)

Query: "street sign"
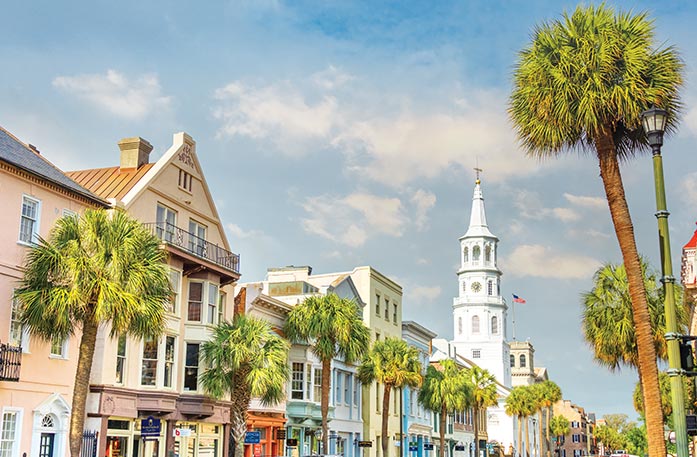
(245, 431, 261, 444)
(424, 443, 434, 451)
(409, 442, 418, 452)
(286, 439, 298, 447)
(141, 416, 161, 437)
(358, 441, 373, 448)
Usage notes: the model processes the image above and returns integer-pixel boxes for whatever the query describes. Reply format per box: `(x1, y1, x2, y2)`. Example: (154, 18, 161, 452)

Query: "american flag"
(512, 294, 526, 304)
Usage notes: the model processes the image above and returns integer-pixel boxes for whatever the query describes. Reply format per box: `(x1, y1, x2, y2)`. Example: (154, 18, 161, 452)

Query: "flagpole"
(511, 298, 516, 341)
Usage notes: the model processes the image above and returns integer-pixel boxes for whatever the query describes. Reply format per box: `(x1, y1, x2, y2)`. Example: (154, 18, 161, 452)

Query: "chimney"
(118, 137, 152, 170)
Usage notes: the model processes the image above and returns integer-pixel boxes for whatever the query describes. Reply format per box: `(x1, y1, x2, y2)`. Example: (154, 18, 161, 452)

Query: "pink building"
(0, 126, 106, 457)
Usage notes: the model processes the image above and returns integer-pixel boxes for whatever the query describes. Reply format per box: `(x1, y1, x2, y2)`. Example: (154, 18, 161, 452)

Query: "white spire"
(464, 179, 495, 238)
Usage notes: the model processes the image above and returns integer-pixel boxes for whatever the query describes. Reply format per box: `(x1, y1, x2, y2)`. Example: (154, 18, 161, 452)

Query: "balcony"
(0, 342, 22, 382)
(144, 222, 241, 284)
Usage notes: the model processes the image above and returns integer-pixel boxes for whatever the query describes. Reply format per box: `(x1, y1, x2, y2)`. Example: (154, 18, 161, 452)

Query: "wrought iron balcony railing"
(144, 222, 240, 275)
(0, 342, 21, 382)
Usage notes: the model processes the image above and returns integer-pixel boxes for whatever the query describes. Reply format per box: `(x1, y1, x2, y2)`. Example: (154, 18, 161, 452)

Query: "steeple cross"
(474, 167, 483, 184)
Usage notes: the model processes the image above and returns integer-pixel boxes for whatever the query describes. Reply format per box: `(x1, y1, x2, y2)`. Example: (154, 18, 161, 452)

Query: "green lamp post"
(641, 106, 688, 457)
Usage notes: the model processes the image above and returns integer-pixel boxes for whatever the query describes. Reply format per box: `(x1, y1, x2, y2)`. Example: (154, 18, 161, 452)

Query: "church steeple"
(464, 178, 495, 239)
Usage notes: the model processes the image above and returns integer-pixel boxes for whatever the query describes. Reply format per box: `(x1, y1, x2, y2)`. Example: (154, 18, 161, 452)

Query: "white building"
(449, 178, 515, 454)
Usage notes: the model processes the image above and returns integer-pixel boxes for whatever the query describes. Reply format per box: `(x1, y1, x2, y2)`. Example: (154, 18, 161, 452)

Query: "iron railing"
(81, 430, 98, 457)
(144, 222, 240, 275)
(0, 342, 21, 382)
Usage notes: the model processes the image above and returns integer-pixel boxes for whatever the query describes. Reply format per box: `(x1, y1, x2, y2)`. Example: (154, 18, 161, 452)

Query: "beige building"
(551, 400, 596, 457)
(0, 126, 106, 457)
(66, 133, 240, 457)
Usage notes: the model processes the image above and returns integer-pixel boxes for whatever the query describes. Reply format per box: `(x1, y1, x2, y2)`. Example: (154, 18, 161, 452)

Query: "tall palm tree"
(201, 315, 290, 457)
(467, 366, 498, 457)
(537, 381, 562, 457)
(549, 416, 570, 457)
(14, 209, 171, 457)
(633, 371, 696, 425)
(506, 386, 537, 457)
(284, 293, 370, 453)
(582, 260, 687, 370)
(418, 360, 472, 457)
(358, 337, 423, 457)
(509, 5, 683, 455)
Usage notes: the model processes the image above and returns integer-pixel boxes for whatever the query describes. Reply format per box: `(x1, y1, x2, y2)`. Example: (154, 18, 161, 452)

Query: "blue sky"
(4, 0, 697, 421)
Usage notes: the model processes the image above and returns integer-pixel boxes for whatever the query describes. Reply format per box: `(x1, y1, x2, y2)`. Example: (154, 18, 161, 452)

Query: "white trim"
(31, 394, 69, 457)
(0, 407, 23, 457)
(18, 194, 41, 246)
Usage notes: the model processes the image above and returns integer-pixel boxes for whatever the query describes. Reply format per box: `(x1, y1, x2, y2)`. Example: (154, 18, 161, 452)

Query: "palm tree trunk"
(596, 131, 665, 457)
(473, 408, 480, 457)
(538, 414, 544, 457)
(321, 358, 332, 454)
(69, 318, 98, 457)
(524, 418, 530, 457)
(230, 370, 252, 457)
(382, 384, 392, 457)
(440, 405, 447, 457)
(517, 416, 523, 457)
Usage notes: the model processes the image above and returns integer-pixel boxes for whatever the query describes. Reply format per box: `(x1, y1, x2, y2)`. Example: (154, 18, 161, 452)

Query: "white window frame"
(49, 337, 68, 359)
(291, 362, 305, 400)
(207, 283, 219, 325)
(183, 342, 200, 392)
(140, 336, 158, 387)
(187, 281, 204, 323)
(163, 335, 176, 389)
(18, 195, 40, 245)
(115, 335, 127, 385)
(0, 407, 23, 457)
(9, 294, 29, 353)
(168, 269, 182, 315)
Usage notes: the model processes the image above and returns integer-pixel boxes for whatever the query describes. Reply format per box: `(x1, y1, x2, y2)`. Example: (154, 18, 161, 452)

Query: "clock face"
(471, 281, 482, 292)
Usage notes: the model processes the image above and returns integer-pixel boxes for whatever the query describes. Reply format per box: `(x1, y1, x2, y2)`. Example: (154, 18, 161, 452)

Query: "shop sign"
(173, 428, 192, 437)
(141, 417, 161, 437)
(409, 443, 418, 452)
(276, 429, 287, 440)
(245, 431, 261, 444)
(424, 443, 434, 451)
(253, 444, 262, 457)
(358, 441, 373, 448)
(286, 439, 298, 447)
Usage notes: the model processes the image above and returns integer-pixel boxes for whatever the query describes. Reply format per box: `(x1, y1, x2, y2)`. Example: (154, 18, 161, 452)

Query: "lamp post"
(642, 106, 688, 457)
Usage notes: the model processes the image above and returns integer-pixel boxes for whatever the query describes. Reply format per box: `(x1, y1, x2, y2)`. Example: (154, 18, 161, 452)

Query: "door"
(39, 433, 55, 457)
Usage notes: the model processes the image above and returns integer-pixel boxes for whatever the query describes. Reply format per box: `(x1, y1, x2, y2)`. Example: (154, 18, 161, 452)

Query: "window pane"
(184, 343, 199, 391)
(116, 335, 126, 384)
(164, 336, 175, 388)
(188, 282, 203, 321)
(141, 337, 158, 386)
(207, 284, 218, 325)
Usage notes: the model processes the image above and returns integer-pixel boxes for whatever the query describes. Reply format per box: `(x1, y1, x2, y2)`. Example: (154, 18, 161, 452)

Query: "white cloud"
(53, 70, 170, 119)
(680, 172, 697, 205)
(213, 81, 339, 156)
(300, 192, 406, 247)
(409, 285, 443, 303)
(416, 258, 430, 265)
(563, 193, 606, 210)
(411, 189, 437, 231)
(312, 65, 354, 91)
(226, 223, 267, 239)
(504, 244, 600, 279)
(551, 207, 580, 222)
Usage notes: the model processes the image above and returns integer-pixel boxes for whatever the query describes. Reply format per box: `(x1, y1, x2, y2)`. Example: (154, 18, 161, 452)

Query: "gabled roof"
(66, 163, 155, 201)
(684, 226, 697, 250)
(0, 126, 105, 205)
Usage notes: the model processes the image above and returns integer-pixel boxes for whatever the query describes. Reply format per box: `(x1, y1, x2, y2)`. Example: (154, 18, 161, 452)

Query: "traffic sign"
(245, 431, 261, 444)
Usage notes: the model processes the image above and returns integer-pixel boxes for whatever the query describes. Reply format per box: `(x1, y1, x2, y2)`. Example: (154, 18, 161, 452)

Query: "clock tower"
(451, 176, 514, 451)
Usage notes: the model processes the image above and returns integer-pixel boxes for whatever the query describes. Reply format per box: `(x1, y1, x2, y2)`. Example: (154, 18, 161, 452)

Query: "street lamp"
(641, 106, 688, 457)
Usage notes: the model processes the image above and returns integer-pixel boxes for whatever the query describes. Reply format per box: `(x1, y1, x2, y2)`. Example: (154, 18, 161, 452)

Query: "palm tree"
(467, 366, 498, 457)
(537, 381, 562, 457)
(506, 386, 537, 457)
(509, 5, 683, 455)
(418, 359, 472, 457)
(284, 293, 370, 453)
(358, 337, 423, 457)
(201, 315, 290, 457)
(14, 209, 171, 457)
(633, 371, 696, 425)
(582, 260, 687, 371)
(549, 416, 570, 457)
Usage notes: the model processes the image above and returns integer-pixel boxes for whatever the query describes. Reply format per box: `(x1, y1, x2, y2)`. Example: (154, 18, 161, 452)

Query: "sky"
(4, 0, 697, 423)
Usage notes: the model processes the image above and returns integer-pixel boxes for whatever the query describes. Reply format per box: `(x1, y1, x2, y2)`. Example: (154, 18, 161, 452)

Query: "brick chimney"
(118, 137, 152, 170)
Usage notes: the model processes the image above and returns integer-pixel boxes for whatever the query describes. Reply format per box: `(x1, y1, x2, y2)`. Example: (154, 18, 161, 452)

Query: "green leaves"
(358, 336, 422, 389)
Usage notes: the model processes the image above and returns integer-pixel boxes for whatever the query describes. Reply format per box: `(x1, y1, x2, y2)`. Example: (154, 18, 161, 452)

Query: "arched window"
(485, 245, 491, 262)
(520, 354, 527, 368)
(41, 414, 55, 428)
(462, 282, 466, 292)
(463, 247, 469, 263)
(473, 246, 481, 263)
(487, 280, 493, 296)
(510, 354, 515, 367)
(458, 317, 462, 334)
(472, 316, 480, 334)
(491, 316, 498, 334)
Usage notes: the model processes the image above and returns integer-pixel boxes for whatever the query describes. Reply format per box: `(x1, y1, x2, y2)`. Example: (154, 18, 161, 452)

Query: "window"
(164, 336, 176, 388)
(188, 220, 207, 256)
(306, 365, 312, 399)
(50, 337, 67, 358)
(375, 294, 381, 316)
(19, 196, 40, 244)
(574, 451, 582, 457)
(384, 299, 389, 320)
(168, 269, 181, 314)
(491, 316, 498, 335)
(463, 247, 468, 262)
(218, 292, 226, 324)
(188, 282, 203, 322)
(393, 388, 397, 414)
(572, 435, 580, 443)
(116, 335, 126, 384)
(207, 284, 219, 325)
(335, 371, 342, 404)
(458, 317, 462, 335)
(0, 410, 19, 457)
(392, 303, 397, 324)
(376, 382, 380, 412)
(344, 373, 350, 405)
(353, 378, 359, 406)
(9, 297, 23, 348)
(462, 282, 466, 292)
(291, 363, 304, 399)
(313, 368, 322, 402)
(156, 204, 177, 242)
(178, 169, 192, 192)
(472, 316, 480, 334)
(485, 245, 491, 262)
(472, 245, 481, 263)
(472, 349, 481, 359)
(184, 343, 200, 391)
(520, 354, 526, 368)
(141, 336, 158, 386)
(62, 208, 76, 218)
(375, 332, 381, 341)
(409, 390, 415, 416)
(488, 280, 493, 296)
(510, 354, 515, 367)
